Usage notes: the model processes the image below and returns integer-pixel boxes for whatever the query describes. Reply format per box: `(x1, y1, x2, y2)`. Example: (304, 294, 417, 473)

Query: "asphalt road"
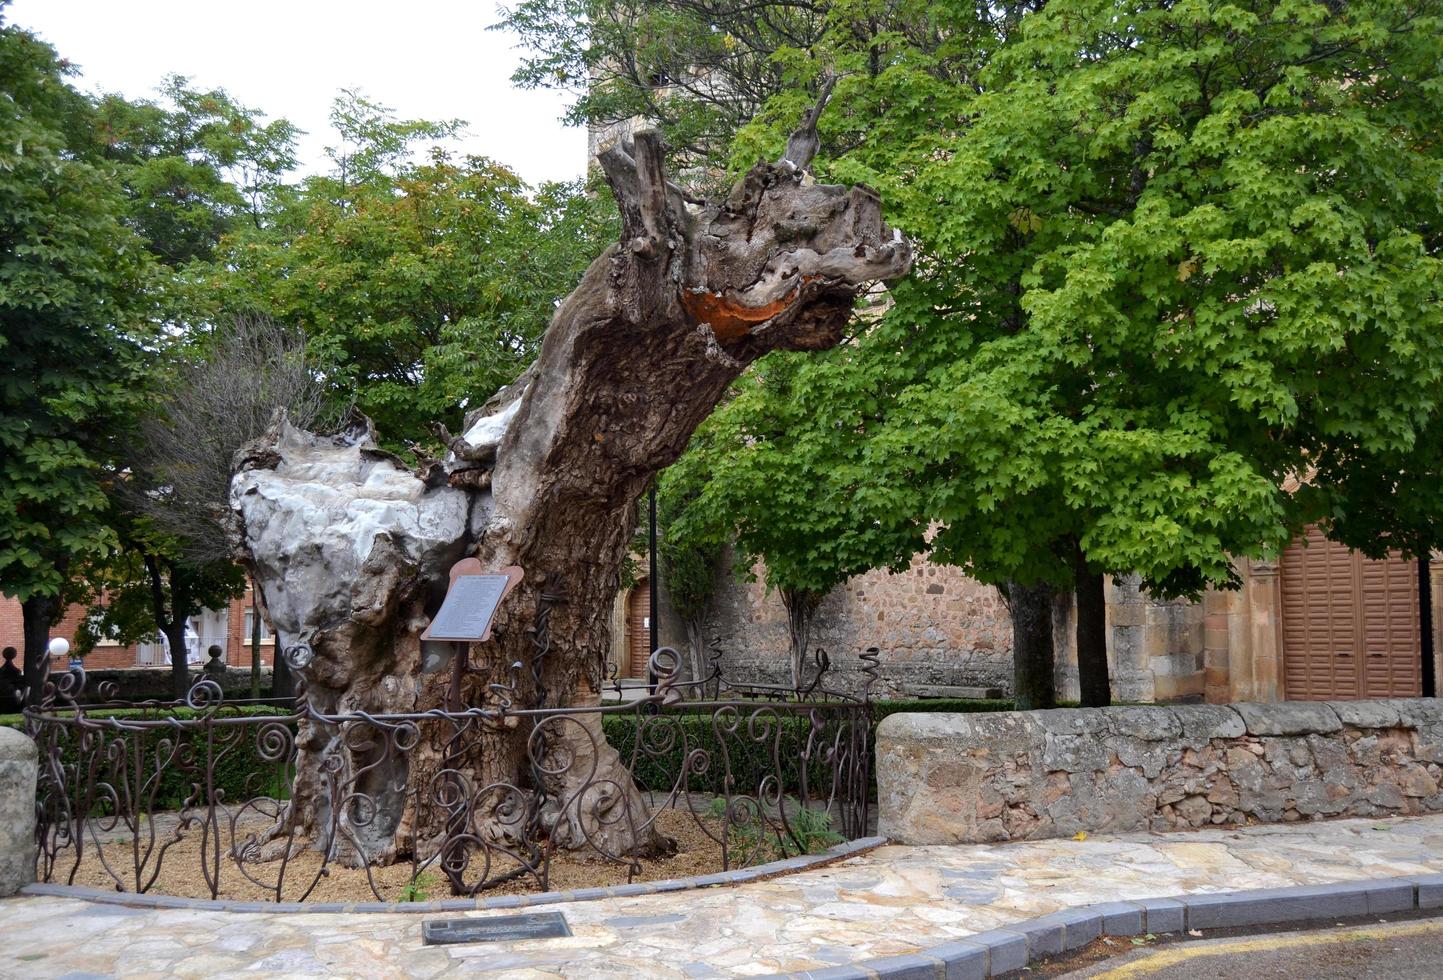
(1057, 916, 1443, 979)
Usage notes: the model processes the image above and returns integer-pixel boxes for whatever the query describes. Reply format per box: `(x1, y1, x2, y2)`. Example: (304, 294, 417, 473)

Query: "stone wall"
(878, 698, 1443, 845)
(1054, 576, 1205, 704)
(703, 548, 1013, 698)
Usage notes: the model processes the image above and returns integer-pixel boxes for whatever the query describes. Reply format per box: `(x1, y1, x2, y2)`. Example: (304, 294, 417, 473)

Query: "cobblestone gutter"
(878, 699, 1443, 845)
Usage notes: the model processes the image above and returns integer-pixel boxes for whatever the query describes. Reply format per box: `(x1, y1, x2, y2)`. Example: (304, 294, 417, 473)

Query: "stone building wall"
(879, 698, 1443, 845)
(1054, 576, 1205, 704)
(702, 548, 1013, 699)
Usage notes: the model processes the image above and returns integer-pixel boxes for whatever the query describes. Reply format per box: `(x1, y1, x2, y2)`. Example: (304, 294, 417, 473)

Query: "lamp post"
(648, 483, 658, 694)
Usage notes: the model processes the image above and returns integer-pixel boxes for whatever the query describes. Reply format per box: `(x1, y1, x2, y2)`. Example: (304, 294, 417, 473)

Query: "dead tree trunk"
(231, 126, 911, 871)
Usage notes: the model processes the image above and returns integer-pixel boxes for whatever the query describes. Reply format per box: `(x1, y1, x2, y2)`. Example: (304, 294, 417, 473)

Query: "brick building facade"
(0, 582, 277, 671)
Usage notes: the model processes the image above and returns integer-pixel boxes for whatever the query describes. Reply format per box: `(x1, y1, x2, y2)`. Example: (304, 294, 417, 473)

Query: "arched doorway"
(627, 578, 652, 679)
(1280, 527, 1423, 700)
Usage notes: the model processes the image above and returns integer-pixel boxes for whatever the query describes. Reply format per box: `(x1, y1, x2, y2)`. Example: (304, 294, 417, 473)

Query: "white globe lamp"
(48, 637, 70, 659)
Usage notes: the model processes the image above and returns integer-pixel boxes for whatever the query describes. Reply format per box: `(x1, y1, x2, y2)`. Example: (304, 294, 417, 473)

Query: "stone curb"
(17, 835, 887, 914)
(767, 873, 1443, 979)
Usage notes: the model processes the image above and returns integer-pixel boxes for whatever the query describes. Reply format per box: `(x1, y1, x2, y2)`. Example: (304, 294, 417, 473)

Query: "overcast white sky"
(8, 0, 588, 186)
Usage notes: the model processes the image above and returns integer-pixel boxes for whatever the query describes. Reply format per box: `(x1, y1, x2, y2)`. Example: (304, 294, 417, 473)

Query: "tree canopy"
(0, 16, 154, 607)
(626, 0, 1443, 703)
(199, 93, 618, 446)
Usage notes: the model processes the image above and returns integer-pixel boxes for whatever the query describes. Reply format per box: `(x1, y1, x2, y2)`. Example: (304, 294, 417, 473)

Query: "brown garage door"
(1280, 527, 1422, 700)
(627, 580, 651, 679)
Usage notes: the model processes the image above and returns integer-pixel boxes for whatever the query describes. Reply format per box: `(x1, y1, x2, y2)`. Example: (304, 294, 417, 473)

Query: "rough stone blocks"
(0, 726, 36, 897)
(877, 699, 1443, 846)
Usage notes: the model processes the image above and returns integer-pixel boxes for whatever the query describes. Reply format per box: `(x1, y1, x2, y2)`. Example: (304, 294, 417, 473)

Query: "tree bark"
(231, 126, 911, 872)
(21, 591, 63, 708)
(144, 555, 192, 700)
(780, 587, 824, 692)
(1003, 580, 1057, 711)
(683, 615, 708, 693)
(1073, 545, 1111, 708)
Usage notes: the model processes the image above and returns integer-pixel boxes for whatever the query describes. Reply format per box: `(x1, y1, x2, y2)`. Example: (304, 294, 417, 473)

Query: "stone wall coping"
(18, 835, 888, 914)
(765, 872, 1443, 979)
(876, 698, 1443, 743)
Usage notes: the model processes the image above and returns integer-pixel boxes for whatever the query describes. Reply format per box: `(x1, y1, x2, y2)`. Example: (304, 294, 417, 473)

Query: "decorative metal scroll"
(26, 643, 873, 904)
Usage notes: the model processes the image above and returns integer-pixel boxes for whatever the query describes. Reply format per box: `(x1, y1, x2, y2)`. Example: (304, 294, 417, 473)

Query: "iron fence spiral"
(24, 643, 872, 904)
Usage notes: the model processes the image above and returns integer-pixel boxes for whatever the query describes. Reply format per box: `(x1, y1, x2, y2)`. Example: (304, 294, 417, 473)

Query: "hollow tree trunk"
(231, 125, 911, 871)
(1073, 546, 1111, 708)
(1003, 580, 1057, 711)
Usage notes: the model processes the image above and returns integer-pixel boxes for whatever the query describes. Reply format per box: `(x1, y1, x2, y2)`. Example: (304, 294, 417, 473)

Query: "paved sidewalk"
(5, 814, 1443, 979)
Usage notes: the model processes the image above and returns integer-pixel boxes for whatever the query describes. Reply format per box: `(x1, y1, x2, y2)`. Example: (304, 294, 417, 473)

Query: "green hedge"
(601, 708, 868, 800)
(23, 705, 294, 813)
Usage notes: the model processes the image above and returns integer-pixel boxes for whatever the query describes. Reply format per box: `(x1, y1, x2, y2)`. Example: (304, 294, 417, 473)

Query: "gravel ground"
(43, 805, 730, 904)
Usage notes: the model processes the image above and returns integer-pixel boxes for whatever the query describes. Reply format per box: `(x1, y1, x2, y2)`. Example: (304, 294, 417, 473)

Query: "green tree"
(75, 516, 245, 699)
(680, 348, 925, 691)
(500, 0, 829, 173)
(201, 93, 618, 446)
(734, 0, 1443, 705)
(0, 11, 155, 705)
(90, 75, 299, 267)
(653, 426, 729, 689)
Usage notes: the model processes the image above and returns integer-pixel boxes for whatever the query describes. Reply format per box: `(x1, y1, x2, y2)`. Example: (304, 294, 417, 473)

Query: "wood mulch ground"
(47, 806, 731, 905)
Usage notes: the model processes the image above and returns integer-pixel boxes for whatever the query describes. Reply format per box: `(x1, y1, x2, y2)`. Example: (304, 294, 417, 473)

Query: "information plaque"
(422, 911, 571, 945)
(421, 560, 523, 642)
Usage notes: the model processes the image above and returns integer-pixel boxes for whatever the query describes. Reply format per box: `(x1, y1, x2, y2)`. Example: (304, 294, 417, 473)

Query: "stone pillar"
(1239, 559, 1284, 702)
(1108, 575, 1156, 702)
(0, 726, 37, 896)
(1202, 587, 1234, 704)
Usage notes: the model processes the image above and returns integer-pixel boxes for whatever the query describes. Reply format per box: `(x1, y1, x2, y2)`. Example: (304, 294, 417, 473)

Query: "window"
(242, 607, 272, 642)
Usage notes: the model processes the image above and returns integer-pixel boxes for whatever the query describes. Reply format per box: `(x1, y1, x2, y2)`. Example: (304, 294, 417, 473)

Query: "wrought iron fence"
(26, 645, 874, 904)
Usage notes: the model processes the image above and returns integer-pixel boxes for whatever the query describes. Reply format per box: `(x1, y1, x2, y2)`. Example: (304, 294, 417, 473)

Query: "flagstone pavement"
(4, 813, 1443, 979)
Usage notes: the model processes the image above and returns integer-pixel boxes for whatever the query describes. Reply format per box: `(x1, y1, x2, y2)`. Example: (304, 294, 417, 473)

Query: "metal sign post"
(423, 559, 523, 709)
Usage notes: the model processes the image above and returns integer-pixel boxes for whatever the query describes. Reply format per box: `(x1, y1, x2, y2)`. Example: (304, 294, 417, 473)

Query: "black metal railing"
(26, 645, 874, 903)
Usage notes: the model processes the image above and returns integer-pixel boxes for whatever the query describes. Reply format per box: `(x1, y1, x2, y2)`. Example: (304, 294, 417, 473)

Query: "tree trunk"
(144, 555, 191, 700)
(164, 619, 190, 699)
(231, 125, 910, 872)
(1003, 580, 1057, 711)
(781, 588, 824, 693)
(1073, 546, 1111, 708)
(21, 592, 62, 708)
(683, 615, 708, 694)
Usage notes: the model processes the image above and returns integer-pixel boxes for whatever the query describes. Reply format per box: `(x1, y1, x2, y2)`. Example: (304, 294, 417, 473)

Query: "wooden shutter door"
(1359, 552, 1423, 698)
(1281, 528, 1361, 700)
(627, 580, 651, 679)
(1280, 527, 1422, 700)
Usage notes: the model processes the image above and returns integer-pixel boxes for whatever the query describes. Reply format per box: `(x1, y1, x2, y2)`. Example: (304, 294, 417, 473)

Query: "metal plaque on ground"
(422, 911, 572, 945)
(421, 560, 523, 642)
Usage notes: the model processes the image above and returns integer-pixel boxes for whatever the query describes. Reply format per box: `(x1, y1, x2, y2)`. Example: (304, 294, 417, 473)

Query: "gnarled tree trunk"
(231, 126, 910, 873)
